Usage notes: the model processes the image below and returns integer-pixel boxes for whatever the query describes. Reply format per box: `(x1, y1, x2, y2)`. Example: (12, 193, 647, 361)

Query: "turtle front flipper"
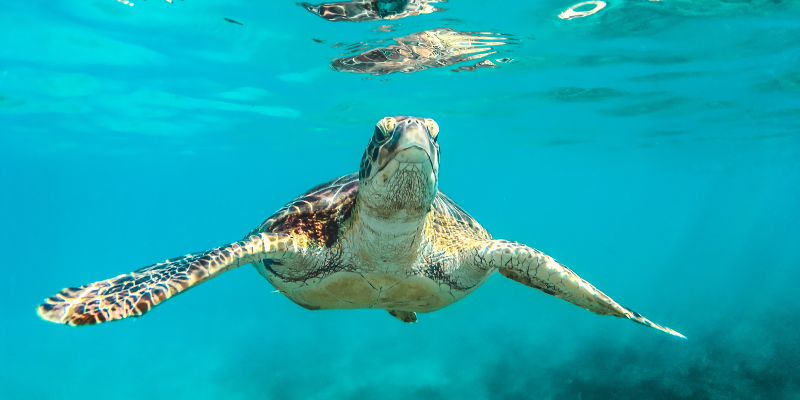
(37, 233, 304, 326)
(470, 240, 685, 338)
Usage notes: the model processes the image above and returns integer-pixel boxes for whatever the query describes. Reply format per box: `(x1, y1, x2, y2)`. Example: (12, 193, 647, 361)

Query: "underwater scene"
(2, 0, 799, 399)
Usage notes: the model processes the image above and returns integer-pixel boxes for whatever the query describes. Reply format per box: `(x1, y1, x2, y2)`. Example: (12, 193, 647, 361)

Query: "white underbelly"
(273, 271, 457, 312)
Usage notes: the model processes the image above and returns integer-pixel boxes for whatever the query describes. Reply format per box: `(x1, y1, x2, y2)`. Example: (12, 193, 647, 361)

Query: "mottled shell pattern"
(246, 174, 358, 247)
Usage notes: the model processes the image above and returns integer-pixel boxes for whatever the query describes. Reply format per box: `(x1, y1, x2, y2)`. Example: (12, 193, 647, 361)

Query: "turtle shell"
(246, 172, 490, 247)
(431, 192, 491, 242)
(246, 173, 359, 247)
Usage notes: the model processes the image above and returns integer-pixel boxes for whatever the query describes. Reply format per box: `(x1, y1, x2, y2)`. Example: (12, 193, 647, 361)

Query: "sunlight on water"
(330, 28, 516, 75)
(1, 1, 799, 399)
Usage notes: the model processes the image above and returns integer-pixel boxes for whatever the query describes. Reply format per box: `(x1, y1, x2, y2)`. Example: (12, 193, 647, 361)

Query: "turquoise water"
(2, 0, 800, 398)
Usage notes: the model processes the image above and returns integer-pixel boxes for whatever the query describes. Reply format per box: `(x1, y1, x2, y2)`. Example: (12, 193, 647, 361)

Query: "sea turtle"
(299, 0, 445, 22)
(331, 28, 514, 75)
(37, 116, 685, 338)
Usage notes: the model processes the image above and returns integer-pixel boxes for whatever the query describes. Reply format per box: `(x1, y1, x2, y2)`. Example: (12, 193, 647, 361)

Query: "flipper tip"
(624, 306, 686, 339)
(37, 302, 63, 324)
(664, 327, 687, 339)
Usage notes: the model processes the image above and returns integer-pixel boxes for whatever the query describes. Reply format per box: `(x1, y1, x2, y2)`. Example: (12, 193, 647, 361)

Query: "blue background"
(2, 0, 799, 399)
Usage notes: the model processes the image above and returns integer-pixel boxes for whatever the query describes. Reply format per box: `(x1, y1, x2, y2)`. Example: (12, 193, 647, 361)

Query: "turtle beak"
(387, 118, 438, 171)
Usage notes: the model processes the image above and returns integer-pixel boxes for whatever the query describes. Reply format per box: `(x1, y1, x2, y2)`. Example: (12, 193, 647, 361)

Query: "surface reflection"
(558, 1, 607, 20)
(298, 0, 446, 22)
(452, 58, 497, 73)
(330, 28, 515, 75)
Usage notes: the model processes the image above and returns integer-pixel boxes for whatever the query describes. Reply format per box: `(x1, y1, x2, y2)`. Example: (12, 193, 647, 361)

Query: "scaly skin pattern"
(36, 116, 684, 339)
(37, 233, 306, 326)
(467, 240, 685, 338)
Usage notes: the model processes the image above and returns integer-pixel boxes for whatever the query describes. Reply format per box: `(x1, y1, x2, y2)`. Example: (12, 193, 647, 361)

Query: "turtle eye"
(424, 118, 439, 140)
(374, 117, 396, 144)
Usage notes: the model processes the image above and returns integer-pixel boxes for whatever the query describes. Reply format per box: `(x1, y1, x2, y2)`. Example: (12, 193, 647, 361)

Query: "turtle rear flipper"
(388, 310, 417, 323)
(38, 233, 301, 326)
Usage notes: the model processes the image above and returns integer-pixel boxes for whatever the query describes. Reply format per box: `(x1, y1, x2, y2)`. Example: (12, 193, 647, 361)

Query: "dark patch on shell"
(270, 205, 352, 247)
(247, 173, 359, 247)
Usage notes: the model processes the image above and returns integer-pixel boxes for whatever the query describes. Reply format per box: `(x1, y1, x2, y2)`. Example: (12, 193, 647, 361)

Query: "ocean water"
(2, 0, 799, 399)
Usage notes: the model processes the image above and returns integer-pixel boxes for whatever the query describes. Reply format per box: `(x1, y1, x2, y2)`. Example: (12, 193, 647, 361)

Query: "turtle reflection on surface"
(452, 59, 497, 73)
(298, 0, 446, 22)
(330, 28, 515, 75)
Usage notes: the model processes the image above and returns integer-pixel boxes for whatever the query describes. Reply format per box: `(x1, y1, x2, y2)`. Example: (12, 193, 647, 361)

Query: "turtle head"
(357, 116, 440, 222)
